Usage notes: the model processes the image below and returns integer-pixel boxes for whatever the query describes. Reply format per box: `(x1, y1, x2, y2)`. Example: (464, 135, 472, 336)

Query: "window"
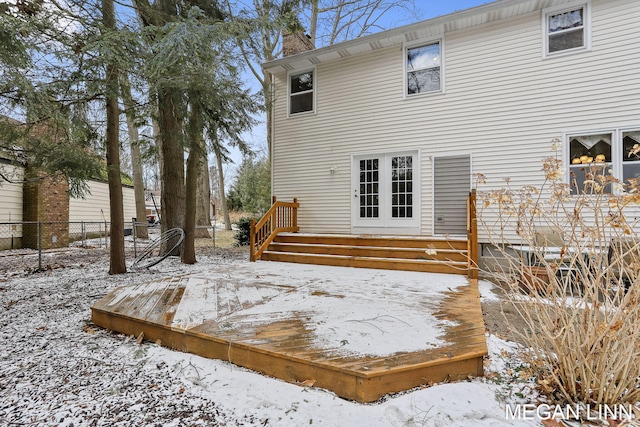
(289, 70, 314, 115)
(622, 131, 640, 182)
(406, 41, 441, 95)
(568, 133, 612, 194)
(544, 3, 590, 57)
(567, 129, 640, 194)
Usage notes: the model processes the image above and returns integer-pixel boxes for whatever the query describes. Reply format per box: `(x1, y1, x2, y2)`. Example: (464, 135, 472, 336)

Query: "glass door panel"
(359, 158, 379, 218)
(391, 156, 413, 219)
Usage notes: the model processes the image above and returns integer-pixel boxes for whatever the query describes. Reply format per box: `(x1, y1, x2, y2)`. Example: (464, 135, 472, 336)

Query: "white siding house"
(0, 160, 24, 222)
(69, 181, 136, 224)
(263, 0, 640, 243)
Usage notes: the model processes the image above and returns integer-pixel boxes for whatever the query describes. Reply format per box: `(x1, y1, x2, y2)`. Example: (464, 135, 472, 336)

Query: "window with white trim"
(568, 129, 640, 194)
(622, 130, 640, 182)
(544, 3, 590, 57)
(406, 41, 441, 95)
(289, 70, 314, 115)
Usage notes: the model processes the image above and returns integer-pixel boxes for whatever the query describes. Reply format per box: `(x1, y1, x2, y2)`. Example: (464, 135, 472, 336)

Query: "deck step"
(267, 242, 468, 263)
(261, 251, 469, 275)
(259, 233, 471, 274)
(274, 233, 468, 250)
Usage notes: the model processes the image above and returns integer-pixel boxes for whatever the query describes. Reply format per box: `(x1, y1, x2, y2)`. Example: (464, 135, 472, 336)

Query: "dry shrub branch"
(478, 147, 640, 406)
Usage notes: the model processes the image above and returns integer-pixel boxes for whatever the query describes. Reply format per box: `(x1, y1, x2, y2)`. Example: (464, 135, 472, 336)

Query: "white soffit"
(263, 0, 562, 74)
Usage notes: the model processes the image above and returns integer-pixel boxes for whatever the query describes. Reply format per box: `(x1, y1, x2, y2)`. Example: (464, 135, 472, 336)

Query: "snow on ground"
(0, 247, 540, 426)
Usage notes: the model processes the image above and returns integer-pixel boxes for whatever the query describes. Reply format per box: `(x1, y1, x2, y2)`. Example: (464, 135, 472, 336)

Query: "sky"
(234, 0, 492, 168)
(382, 0, 492, 27)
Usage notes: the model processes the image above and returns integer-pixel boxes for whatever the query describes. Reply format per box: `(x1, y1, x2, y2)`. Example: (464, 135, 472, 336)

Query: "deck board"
(92, 261, 487, 402)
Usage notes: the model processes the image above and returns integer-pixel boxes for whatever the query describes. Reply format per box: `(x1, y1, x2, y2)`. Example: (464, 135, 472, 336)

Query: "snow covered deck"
(91, 261, 487, 402)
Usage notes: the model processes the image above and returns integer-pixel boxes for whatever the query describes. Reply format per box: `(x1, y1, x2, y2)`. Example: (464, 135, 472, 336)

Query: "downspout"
(270, 71, 275, 204)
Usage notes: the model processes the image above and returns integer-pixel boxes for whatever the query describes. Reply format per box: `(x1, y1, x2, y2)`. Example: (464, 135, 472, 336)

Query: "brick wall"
(22, 167, 70, 249)
(282, 31, 315, 57)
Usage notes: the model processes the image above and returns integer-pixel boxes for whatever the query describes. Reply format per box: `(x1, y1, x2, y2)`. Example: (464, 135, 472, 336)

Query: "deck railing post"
(467, 190, 479, 280)
(37, 221, 42, 271)
(250, 219, 256, 262)
(293, 198, 298, 231)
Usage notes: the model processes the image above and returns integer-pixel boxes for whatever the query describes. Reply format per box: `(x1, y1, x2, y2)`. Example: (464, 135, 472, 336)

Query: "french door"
(351, 151, 420, 234)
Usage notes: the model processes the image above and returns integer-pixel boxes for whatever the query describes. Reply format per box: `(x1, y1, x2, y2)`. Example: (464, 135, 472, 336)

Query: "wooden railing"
(467, 189, 479, 280)
(250, 197, 299, 262)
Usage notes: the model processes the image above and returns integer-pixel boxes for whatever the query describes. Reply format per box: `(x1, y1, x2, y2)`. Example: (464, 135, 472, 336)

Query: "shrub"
(234, 217, 254, 247)
(478, 147, 640, 407)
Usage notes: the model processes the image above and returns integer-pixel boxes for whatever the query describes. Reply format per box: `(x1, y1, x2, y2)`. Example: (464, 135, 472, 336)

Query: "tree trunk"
(157, 87, 185, 255)
(182, 146, 198, 264)
(181, 100, 203, 264)
(213, 142, 231, 231)
(195, 150, 211, 238)
(121, 75, 148, 239)
(135, 0, 185, 256)
(309, 0, 319, 46)
(103, 0, 126, 274)
(152, 113, 162, 192)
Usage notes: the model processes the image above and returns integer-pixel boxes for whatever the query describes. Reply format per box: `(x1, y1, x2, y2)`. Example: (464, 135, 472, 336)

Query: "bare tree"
(306, 0, 417, 46)
(223, 0, 301, 161)
(120, 75, 148, 239)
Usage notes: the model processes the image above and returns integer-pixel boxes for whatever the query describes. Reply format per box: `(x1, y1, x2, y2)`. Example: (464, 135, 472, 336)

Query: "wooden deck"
(91, 262, 487, 403)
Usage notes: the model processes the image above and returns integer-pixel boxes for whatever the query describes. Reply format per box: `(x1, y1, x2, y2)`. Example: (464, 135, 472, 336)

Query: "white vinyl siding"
(0, 162, 24, 222)
(271, 0, 640, 240)
(69, 181, 136, 224)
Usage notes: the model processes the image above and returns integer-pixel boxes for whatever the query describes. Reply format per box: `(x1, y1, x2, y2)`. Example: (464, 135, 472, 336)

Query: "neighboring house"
(0, 158, 24, 223)
(69, 180, 137, 223)
(262, 0, 640, 249)
(0, 157, 137, 249)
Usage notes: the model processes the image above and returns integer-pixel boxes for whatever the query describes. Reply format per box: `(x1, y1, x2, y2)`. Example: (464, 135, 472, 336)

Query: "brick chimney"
(283, 31, 315, 57)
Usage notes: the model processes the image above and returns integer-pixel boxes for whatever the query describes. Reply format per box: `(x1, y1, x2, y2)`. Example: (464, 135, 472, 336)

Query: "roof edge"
(262, 0, 538, 73)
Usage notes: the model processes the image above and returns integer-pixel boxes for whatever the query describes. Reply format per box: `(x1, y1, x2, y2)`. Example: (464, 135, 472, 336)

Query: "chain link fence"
(0, 220, 219, 271)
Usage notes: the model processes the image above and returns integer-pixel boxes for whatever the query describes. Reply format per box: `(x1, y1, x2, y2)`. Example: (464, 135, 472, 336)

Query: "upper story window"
(544, 3, 590, 57)
(289, 70, 314, 115)
(406, 41, 441, 95)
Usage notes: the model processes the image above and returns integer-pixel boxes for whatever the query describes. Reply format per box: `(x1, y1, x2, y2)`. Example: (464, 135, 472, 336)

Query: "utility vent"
(404, 32, 419, 42)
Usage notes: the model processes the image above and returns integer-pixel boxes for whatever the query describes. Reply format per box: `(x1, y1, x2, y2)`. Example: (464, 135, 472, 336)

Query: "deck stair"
(261, 233, 470, 275)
